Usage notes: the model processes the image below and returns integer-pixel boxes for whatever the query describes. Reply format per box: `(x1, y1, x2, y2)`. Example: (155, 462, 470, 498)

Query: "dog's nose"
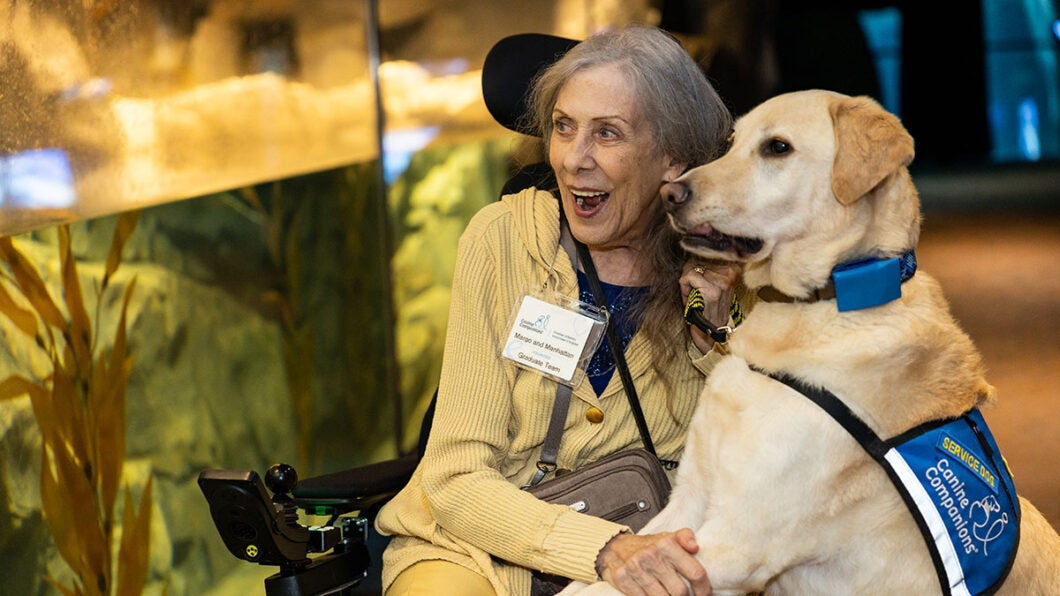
(661, 181, 690, 211)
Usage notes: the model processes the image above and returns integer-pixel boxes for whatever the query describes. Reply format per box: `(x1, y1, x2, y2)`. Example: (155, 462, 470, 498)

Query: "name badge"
(501, 291, 607, 387)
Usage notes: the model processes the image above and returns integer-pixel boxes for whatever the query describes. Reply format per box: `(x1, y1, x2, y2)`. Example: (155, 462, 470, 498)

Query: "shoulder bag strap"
(572, 237, 659, 457)
(523, 383, 571, 488)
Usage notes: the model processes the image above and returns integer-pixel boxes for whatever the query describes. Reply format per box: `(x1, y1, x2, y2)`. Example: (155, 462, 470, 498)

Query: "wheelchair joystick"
(266, 463, 303, 531)
(266, 463, 299, 495)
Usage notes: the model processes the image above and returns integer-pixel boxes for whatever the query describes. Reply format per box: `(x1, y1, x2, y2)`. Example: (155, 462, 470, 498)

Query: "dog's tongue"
(688, 223, 716, 237)
(689, 224, 731, 248)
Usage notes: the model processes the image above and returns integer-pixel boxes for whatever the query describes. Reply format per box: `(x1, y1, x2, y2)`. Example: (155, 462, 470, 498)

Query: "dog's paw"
(558, 580, 621, 595)
(556, 581, 586, 594)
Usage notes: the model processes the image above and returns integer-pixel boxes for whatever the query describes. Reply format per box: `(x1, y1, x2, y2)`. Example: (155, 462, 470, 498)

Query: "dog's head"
(662, 90, 920, 297)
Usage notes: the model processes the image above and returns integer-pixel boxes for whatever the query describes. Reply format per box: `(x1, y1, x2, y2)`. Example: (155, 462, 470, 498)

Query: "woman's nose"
(561, 135, 595, 172)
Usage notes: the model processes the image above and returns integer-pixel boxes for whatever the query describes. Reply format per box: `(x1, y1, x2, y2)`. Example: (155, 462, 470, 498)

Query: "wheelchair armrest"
(291, 451, 419, 512)
(198, 469, 311, 566)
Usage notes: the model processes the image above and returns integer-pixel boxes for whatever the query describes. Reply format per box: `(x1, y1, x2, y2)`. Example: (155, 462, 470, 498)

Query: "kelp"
(0, 211, 152, 596)
(238, 183, 316, 472)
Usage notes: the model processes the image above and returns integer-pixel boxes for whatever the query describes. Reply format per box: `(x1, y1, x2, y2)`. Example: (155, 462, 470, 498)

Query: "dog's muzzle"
(661, 180, 765, 258)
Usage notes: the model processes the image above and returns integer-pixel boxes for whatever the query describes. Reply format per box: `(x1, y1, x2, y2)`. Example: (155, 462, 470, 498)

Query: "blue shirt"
(576, 270, 648, 396)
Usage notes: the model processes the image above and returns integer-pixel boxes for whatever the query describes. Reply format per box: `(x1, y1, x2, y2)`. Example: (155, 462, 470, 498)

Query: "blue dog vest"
(767, 373, 1020, 595)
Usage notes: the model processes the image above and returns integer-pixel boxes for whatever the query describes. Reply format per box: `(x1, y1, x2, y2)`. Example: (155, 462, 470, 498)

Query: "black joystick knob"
(265, 463, 299, 495)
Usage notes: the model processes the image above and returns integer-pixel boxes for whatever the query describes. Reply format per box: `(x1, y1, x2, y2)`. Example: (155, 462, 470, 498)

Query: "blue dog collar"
(756, 250, 917, 311)
(832, 251, 917, 311)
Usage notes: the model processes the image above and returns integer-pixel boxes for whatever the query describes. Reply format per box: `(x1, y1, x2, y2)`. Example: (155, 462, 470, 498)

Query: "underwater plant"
(236, 182, 318, 473)
(0, 211, 151, 596)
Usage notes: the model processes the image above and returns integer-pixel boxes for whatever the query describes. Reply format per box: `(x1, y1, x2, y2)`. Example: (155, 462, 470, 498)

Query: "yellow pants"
(386, 560, 496, 596)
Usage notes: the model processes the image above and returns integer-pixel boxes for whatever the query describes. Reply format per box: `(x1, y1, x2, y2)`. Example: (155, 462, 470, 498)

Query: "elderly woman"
(376, 25, 737, 595)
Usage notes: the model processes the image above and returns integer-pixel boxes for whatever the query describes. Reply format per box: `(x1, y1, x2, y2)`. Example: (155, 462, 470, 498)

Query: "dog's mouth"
(681, 223, 764, 259)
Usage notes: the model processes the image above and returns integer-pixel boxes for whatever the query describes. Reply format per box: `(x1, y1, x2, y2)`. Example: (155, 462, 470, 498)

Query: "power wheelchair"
(198, 32, 578, 596)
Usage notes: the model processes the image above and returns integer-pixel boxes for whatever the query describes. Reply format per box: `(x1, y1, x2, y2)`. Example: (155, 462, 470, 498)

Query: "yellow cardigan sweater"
(375, 188, 723, 595)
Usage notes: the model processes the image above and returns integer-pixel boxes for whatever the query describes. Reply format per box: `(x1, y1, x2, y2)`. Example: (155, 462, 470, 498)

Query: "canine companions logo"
(922, 436, 1010, 556)
(969, 495, 1009, 556)
(518, 313, 550, 334)
(892, 409, 1020, 595)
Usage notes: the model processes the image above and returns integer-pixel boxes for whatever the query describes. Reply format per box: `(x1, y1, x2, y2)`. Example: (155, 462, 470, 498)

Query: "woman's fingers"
(598, 532, 710, 595)
(681, 261, 739, 302)
(682, 261, 740, 351)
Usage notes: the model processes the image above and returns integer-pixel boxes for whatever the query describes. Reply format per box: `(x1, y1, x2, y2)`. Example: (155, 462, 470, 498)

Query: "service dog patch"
(887, 409, 1020, 595)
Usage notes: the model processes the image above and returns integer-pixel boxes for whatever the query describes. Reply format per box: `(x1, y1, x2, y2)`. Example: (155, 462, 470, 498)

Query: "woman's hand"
(595, 530, 711, 595)
(680, 260, 740, 353)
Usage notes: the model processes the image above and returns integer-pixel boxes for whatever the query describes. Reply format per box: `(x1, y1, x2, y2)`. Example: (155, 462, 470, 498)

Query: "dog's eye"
(764, 139, 792, 156)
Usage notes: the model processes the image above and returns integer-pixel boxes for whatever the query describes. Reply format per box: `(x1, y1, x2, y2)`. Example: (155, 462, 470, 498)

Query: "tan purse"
(526, 446, 670, 530)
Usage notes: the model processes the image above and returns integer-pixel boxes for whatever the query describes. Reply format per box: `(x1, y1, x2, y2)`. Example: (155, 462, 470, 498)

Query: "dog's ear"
(830, 95, 915, 205)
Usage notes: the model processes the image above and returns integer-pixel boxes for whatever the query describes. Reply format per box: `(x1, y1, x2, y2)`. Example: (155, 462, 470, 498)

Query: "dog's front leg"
(639, 479, 710, 535)
(556, 580, 616, 594)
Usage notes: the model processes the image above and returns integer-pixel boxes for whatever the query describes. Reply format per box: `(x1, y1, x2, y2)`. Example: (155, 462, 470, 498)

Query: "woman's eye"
(553, 120, 571, 134)
(598, 128, 619, 140)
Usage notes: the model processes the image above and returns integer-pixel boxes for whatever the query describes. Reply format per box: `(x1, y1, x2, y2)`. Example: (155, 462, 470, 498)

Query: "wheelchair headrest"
(482, 33, 580, 134)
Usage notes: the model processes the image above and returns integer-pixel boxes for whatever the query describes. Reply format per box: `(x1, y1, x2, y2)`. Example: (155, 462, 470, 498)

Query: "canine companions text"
(560, 90, 1060, 594)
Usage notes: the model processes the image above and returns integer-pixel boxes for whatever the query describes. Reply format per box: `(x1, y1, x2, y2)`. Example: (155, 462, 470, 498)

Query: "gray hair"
(524, 25, 732, 169)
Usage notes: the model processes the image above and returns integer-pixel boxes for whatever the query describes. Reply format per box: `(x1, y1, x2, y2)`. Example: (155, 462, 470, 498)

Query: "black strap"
(573, 238, 659, 457)
(683, 288, 733, 344)
(762, 369, 889, 460)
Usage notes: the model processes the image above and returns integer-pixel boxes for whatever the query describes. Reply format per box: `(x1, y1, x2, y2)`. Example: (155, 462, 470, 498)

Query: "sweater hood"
(504, 187, 566, 271)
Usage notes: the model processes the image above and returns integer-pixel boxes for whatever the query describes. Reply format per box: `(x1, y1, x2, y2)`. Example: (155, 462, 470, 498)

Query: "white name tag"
(501, 292, 607, 387)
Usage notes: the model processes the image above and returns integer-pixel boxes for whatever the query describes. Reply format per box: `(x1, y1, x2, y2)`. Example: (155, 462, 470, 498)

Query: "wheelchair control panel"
(198, 463, 371, 596)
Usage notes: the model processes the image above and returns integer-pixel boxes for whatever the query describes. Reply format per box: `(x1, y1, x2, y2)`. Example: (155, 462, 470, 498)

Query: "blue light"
(1, 149, 75, 209)
(382, 126, 441, 184)
(1018, 98, 1041, 161)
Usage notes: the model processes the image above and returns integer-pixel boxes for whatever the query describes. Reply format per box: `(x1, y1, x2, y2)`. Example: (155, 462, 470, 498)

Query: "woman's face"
(549, 62, 684, 253)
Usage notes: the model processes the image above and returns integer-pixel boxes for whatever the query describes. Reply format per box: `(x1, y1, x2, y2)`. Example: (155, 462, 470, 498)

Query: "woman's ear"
(662, 158, 686, 183)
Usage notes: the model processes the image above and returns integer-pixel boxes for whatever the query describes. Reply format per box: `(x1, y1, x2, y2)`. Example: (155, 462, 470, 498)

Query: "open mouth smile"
(571, 189, 609, 212)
